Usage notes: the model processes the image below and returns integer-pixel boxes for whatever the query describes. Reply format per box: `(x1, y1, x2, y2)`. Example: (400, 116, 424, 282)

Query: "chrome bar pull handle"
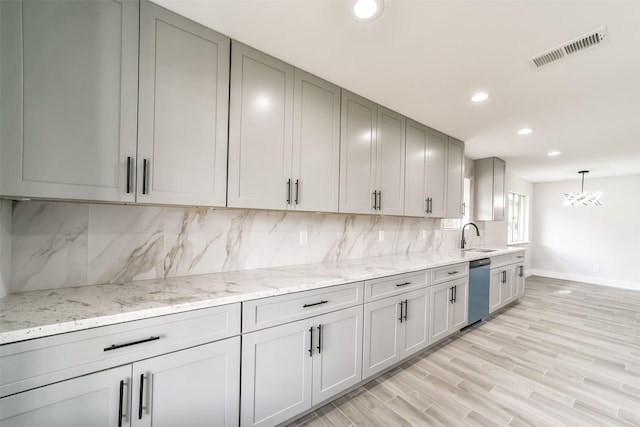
(403, 300, 408, 321)
(286, 179, 292, 204)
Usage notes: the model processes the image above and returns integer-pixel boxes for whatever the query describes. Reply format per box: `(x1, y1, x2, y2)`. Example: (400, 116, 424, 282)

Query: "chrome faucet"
(461, 222, 480, 249)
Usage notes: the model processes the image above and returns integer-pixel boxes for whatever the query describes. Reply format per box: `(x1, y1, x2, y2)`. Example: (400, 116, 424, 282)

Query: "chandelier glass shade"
(562, 170, 603, 206)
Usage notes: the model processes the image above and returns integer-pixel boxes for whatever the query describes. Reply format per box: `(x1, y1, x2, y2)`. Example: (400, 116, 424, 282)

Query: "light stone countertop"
(0, 247, 525, 344)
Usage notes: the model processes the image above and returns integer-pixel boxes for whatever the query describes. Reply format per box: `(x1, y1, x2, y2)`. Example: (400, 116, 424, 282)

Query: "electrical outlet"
(378, 230, 384, 241)
(299, 230, 308, 245)
(593, 265, 600, 273)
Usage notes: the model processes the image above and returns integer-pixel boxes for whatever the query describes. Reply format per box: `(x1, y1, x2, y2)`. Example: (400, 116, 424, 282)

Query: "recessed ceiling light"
(352, 0, 384, 22)
(471, 92, 489, 102)
(517, 128, 533, 135)
(547, 150, 561, 157)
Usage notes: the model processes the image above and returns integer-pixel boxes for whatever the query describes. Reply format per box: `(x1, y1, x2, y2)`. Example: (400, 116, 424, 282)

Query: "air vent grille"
(528, 26, 608, 69)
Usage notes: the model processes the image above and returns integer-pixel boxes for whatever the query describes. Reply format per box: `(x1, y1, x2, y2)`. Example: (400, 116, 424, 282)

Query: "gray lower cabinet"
(241, 305, 363, 427)
(0, 338, 240, 427)
(0, 365, 130, 427)
(514, 263, 526, 298)
(490, 266, 514, 313)
(362, 288, 429, 379)
(429, 278, 468, 344)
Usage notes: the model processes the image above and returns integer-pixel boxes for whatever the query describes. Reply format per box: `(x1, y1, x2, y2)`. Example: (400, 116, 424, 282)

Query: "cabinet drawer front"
(365, 270, 428, 302)
(242, 282, 364, 333)
(1, 304, 240, 397)
(431, 262, 469, 284)
(491, 253, 525, 268)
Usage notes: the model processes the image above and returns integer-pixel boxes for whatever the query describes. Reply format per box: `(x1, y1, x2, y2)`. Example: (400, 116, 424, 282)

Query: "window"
(443, 178, 471, 229)
(507, 192, 527, 244)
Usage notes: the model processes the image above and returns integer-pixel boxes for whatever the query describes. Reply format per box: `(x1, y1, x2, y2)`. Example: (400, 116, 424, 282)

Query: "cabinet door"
(0, 365, 131, 427)
(228, 42, 294, 210)
(132, 337, 239, 427)
(429, 282, 452, 344)
(137, 1, 229, 206)
(362, 296, 402, 379)
(241, 319, 313, 427)
(339, 90, 377, 214)
(0, 0, 138, 202)
(450, 278, 469, 332)
(493, 158, 506, 221)
(400, 288, 429, 358)
(425, 128, 447, 217)
(292, 70, 341, 212)
(404, 120, 428, 217)
(489, 269, 503, 313)
(514, 263, 525, 298)
(376, 107, 406, 216)
(445, 138, 465, 219)
(500, 269, 513, 305)
(312, 306, 363, 405)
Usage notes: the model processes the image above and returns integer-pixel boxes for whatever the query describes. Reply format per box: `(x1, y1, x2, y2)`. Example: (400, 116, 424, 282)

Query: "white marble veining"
(0, 247, 524, 344)
(11, 201, 88, 292)
(9, 201, 484, 293)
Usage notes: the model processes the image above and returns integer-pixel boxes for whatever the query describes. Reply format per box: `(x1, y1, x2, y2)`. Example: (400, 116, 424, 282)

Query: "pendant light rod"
(578, 170, 589, 192)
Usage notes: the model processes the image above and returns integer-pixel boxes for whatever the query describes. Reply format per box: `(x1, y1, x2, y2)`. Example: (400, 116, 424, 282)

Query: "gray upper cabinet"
(340, 91, 405, 215)
(137, 0, 230, 206)
(228, 42, 295, 210)
(445, 137, 465, 218)
(0, 0, 139, 202)
(425, 128, 448, 218)
(228, 45, 340, 212)
(339, 90, 377, 214)
(291, 70, 341, 212)
(404, 120, 447, 218)
(376, 107, 406, 216)
(474, 156, 506, 221)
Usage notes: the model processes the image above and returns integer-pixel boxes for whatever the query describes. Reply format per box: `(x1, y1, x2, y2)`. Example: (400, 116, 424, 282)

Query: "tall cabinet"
(445, 138, 465, 218)
(228, 43, 341, 212)
(339, 91, 405, 215)
(474, 156, 506, 221)
(0, 0, 139, 202)
(137, 1, 230, 206)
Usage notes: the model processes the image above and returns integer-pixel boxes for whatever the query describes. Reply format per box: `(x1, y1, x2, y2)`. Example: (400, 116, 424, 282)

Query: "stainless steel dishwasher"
(467, 258, 491, 326)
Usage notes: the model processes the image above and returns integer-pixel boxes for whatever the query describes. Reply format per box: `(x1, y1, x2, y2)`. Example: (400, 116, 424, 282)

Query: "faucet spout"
(461, 222, 480, 249)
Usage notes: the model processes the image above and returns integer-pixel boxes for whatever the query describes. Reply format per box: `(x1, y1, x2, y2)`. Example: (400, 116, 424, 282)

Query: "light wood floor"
(287, 276, 640, 426)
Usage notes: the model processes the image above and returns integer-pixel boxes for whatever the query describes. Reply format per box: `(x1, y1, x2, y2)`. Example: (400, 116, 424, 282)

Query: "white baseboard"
(529, 269, 640, 291)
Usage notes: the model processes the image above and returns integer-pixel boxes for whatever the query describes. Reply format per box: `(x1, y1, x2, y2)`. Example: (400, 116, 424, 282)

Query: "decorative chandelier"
(562, 170, 603, 206)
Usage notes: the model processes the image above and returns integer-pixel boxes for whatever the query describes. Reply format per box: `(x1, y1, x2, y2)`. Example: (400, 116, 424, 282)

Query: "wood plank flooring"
(286, 276, 640, 426)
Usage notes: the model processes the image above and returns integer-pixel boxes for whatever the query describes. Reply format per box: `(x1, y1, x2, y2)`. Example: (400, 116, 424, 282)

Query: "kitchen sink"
(463, 248, 497, 253)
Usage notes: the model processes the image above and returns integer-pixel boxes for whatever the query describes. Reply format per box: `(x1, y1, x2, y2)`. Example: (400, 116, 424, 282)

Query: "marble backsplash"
(4, 200, 484, 293)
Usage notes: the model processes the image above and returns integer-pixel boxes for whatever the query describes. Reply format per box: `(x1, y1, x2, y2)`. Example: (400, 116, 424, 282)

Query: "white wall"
(531, 174, 640, 290)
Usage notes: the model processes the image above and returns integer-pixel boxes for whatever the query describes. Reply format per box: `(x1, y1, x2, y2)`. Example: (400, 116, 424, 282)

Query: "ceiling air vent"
(528, 26, 609, 69)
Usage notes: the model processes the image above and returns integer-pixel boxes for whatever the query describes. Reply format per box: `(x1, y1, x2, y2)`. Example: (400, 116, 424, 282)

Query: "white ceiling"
(153, 0, 640, 183)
